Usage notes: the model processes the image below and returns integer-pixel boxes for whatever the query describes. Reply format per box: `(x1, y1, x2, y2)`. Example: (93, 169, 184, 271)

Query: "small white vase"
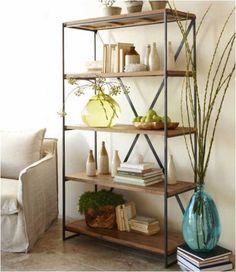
(86, 150, 96, 177)
(144, 44, 151, 71)
(98, 141, 109, 174)
(111, 150, 121, 177)
(149, 42, 160, 71)
(167, 154, 176, 184)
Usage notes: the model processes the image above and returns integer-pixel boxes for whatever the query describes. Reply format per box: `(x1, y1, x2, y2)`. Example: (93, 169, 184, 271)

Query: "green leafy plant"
(78, 189, 125, 214)
(170, 3, 235, 184)
(99, 0, 116, 7)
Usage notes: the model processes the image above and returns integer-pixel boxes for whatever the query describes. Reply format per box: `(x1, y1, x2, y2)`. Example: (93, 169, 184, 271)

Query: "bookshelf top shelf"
(63, 9, 196, 31)
(65, 70, 192, 79)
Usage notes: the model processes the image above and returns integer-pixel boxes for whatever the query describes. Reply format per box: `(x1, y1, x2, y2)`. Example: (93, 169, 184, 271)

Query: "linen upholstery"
(1, 137, 58, 252)
(1, 128, 46, 179)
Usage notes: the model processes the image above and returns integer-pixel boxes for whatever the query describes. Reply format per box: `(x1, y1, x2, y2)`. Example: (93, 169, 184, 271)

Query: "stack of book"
(129, 216, 160, 235)
(177, 243, 233, 271)
(114, 162, 163, 186)
(103, 42, 134, 73)
(116, 201, 136, 231)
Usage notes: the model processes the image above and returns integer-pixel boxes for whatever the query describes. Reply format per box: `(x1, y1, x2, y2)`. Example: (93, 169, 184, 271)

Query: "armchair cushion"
(1, 128, 46, 179)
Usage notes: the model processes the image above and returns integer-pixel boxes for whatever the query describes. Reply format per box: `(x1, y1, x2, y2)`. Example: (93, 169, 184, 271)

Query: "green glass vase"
(182, 184, 221, 252)
(81, 94, 121, 128)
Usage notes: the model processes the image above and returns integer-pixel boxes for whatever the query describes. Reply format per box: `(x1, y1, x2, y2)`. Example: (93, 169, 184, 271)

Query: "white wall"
(0, 0, 235, 252)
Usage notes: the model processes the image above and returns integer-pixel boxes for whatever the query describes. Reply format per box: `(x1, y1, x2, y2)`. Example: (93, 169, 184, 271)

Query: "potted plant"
(125, 0, 143, 13)
(171, 3, 235, 252)
(58, 77, 129, 128)
(148, 0, 168, 10)
(99, 0, 122, 16)
(78, 189, 125, 229)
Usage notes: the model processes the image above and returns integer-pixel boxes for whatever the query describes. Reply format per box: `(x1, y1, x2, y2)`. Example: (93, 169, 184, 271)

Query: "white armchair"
(1, 129, 58, 252)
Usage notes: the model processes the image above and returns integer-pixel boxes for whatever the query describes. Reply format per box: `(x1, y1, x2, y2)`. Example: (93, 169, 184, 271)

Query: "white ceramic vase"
(149, 42, 160, 71)
(86, 150, 96, 177)
(111, 150, 121, 177)
(167, 154, 177, 184)
(98, 141, 109, 174)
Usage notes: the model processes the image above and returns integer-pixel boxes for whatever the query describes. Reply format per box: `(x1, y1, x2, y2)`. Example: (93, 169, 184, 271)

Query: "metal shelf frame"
(62, 9, 196, 268)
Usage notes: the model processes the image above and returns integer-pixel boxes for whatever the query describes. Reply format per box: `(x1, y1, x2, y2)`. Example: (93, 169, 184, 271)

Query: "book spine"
(119, 48, 124, 72)
(120, 162, 154, 170)
(122, 204, 130, 231)
(120, 205, 125, 231)
(116, 173, 163, 180)
(115, 205, 121, 231)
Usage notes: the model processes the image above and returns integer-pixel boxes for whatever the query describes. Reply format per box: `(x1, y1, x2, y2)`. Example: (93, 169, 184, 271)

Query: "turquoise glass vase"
(81, 94, 121, 128)
(182, 184, 221, 252)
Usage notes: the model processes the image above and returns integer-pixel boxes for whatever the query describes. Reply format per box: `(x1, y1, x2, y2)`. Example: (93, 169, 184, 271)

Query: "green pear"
(161, 116, 172, 123)
(146, 109, 157, 118)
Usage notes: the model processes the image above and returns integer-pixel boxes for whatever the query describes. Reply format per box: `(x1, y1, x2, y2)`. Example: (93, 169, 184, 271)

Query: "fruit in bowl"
(132, 109, 178, 130)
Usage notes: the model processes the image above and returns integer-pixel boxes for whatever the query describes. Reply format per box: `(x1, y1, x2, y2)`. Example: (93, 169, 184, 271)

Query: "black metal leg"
(62, 23, 66, 241)
(164, 9, 168, 268)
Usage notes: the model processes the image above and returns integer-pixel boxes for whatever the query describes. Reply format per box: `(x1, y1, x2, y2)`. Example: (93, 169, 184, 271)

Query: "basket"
(85, 205, 116, 229)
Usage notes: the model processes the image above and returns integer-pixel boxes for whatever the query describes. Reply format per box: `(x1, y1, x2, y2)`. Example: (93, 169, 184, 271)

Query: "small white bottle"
(168, 41, 175, 70)
(168, 154, 177, 184)
(149, 42, 160, 71)
(111, 150, 121, 177)
(144, 44, 151, 71)
(98, 141, 109, 175)
(86, 150, 96, 177)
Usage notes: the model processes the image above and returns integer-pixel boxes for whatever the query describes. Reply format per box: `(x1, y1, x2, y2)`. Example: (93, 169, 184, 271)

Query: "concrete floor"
(1, 219, 180, 271)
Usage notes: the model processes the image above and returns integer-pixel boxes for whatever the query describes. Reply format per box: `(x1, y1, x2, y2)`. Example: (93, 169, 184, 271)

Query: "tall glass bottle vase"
(182, 184, 221, 252)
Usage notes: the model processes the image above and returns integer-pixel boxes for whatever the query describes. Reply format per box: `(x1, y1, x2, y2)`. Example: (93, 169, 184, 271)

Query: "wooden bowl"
(133, 122, 179, 130)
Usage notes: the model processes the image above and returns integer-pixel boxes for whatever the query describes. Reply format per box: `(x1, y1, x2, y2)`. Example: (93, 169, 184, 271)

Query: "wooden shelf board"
(64, 9, 196, 31)
(65, 124, 196, 138)
(65, 172, 196, 197)
(65, 219, 183, 255)
(65, 70, 192, 79)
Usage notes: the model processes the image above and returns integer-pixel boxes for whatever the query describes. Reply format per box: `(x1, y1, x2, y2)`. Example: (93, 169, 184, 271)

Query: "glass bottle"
(111, 150, 121, 177)
(167, 154, 176, 184)
(144, 44, 151, 71)
(167, 41, 175, 70)
(86, 150, 96, 177)
(98, 141, 109, 174)
(81, 94, 121, 128)
(182, 184, 221, 251)
(149, 42, 160, 71)
(125, 46, 140, 65)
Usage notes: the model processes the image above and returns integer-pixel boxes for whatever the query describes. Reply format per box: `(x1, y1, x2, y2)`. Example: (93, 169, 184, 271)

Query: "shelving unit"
(62, 8, 196, 268)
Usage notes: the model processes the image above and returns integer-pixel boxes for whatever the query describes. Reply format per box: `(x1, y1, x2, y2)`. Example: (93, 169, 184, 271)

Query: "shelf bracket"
(144, 134, 164, 171)
(175, 194, 185, 214)
(123, 134, 140, 162)
(117, 77, 138, 117)
(174, 20, 194, 61)
(149, 20, 194, 110)
(64, 232, 80, 240)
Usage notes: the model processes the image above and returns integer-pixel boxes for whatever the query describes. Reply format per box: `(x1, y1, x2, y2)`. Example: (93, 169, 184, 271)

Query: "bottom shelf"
(65, 220, 183, 255)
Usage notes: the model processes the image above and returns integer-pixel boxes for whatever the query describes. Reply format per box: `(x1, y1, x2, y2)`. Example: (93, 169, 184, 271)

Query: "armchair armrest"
(18, 152, 58, 250)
